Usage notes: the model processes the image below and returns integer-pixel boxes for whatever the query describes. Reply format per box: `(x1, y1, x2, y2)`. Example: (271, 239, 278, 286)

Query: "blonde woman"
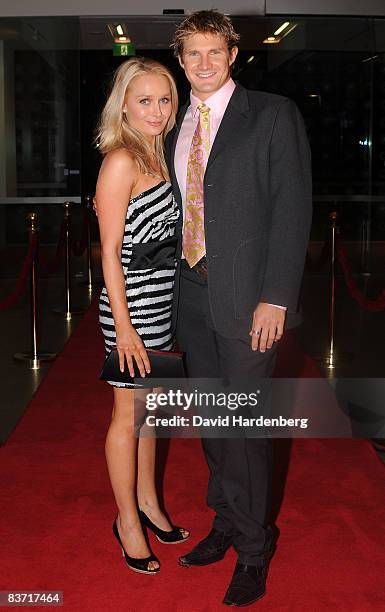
(96, 57, 189, 575)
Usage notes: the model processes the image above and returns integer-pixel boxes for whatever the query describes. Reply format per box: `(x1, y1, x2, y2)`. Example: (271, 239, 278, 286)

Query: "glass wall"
(0, 17, 80, 248)
(1, 15, 385, 251)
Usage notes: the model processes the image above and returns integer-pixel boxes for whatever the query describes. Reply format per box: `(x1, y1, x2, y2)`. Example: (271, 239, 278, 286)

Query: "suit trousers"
(176, 261, 277, 566)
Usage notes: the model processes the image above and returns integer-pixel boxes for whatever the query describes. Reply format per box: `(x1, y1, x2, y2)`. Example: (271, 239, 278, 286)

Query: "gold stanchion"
(82, 195, 103, 298)
(325, 211, 337, 371)
(317, 211, 351, 375)
(85, 195, 93, 293)
(14, 213, 57, 369)
(80, 194, 102, 293)
(53, 201, 84, 320)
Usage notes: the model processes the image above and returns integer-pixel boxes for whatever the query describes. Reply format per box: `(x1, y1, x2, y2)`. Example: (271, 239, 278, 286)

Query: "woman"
(95, 57, 189, 575)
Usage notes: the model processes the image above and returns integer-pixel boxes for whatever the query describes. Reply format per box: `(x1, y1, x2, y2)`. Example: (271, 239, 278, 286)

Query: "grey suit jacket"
(166, 83, 312, 339)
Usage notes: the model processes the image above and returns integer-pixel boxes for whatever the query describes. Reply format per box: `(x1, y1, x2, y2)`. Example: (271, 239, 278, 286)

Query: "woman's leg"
(136, 390, 189, 536)
(105, 387, 159, 569)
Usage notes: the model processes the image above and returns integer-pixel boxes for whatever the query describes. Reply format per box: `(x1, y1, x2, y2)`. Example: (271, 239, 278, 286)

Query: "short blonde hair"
(95, 57, 178, 178)
(171, 10, 240, 58)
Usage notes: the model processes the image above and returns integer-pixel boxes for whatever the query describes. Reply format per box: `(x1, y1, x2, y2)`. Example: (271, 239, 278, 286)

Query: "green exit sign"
(113, 42, 136, 57)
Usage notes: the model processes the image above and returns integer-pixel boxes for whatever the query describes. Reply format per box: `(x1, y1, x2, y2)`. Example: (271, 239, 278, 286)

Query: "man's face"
(178, 32, 238, 101)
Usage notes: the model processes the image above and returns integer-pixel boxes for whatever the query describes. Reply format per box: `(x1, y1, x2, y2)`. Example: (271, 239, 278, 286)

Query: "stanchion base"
(315, 351, 352, 375)
(80, 279, 103, 288)
(52, 307, 85, 320)
(14, 352, 57, 370)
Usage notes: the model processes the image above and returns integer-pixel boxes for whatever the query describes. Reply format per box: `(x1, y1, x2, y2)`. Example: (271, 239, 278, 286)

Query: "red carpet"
(1, 300, 385, 611)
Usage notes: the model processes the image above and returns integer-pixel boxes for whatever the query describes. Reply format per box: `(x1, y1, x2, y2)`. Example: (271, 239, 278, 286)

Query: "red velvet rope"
(336, 234, 385, 312)
(38, 220, 66, 275)
(0, 233, 38, 311)
(70, 207, 89, 257)
(0, 207, 89, 311)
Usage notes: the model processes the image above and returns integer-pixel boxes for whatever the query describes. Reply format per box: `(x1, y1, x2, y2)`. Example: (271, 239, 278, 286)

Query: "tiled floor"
(1, 242, 384, 464)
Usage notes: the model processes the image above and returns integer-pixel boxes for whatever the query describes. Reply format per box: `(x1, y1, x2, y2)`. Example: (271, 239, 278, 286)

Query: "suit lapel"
(206, 84, 250, 171)
(169, 85, 249, 214)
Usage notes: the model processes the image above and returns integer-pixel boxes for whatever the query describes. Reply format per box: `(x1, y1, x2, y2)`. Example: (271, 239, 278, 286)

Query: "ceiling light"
(274, 22, 290, 36)
(107, 22, 129, 39)
(263, 36, 280, 44)
(281, 23, 297, 39)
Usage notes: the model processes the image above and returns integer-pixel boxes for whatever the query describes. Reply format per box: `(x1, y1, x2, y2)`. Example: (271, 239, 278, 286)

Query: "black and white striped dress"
(99, 181, 180, 387)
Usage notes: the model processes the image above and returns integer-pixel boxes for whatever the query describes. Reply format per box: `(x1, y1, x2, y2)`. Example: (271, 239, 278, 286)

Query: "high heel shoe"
(112, 518, 160, 575)
(139, 509, 190, 544)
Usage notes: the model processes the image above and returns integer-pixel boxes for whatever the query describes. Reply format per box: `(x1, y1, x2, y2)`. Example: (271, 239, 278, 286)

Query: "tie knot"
(197, 103, 210, 115)
(197, 103, 210, 130)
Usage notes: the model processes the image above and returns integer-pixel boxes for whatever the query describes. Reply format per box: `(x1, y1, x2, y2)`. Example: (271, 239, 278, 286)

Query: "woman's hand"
(116, 326, 151, 378)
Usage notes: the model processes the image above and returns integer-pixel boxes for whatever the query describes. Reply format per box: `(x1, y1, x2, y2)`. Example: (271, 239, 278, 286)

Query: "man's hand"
(249, 303, 286, 352)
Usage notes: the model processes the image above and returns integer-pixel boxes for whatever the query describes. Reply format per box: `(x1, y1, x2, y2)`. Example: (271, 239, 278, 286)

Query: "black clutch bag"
(100, 348, 185, 387)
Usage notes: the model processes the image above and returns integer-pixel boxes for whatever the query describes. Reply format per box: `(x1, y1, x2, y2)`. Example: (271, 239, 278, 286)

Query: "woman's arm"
(96, 149, 150, 378)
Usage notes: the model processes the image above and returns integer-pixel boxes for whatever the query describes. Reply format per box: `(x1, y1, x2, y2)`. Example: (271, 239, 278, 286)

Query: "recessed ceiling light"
(274, 22, 290, 36)
(107, 23, 128, 39)
(263, 36, 280, 44)
(362, 54, 379, 63)
(281, 23, 297, 39)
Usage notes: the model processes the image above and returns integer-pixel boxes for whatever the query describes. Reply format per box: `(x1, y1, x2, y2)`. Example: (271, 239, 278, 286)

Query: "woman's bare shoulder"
(97, 148, 139, 200)
(101, 147, 137, 175)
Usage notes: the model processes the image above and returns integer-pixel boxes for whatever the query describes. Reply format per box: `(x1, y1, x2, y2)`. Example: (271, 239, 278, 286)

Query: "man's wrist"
(265, 303, 287, 311)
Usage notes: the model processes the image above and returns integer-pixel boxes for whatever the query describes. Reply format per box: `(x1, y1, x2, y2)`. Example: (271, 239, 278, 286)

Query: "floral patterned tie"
(183, 103, 210, 267)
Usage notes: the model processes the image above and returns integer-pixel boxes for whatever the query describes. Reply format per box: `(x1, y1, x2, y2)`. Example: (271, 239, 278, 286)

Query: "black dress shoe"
(223, 562, 268, 606)
(179, 528, 234, 567)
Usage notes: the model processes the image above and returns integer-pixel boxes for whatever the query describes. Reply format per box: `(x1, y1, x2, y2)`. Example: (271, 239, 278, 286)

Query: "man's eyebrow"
(186, 47, 222, 52)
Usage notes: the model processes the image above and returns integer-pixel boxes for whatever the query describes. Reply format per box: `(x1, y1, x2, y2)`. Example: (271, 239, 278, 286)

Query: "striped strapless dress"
(98, 180, 180, 387)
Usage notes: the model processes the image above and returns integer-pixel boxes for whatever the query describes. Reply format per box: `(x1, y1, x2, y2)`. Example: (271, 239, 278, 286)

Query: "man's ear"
(229, 46, 239, 66)
(178, 54, 184, 69)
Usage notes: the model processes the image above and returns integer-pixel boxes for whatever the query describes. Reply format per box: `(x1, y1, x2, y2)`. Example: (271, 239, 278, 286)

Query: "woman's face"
(123, 73, 172, 140)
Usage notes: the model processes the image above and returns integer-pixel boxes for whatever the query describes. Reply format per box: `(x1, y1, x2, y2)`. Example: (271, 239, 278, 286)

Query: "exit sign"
(113, 42, 136, 57)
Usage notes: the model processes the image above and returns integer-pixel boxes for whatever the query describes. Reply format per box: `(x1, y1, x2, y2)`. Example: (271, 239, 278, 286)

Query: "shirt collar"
(190, 78, 236, 118)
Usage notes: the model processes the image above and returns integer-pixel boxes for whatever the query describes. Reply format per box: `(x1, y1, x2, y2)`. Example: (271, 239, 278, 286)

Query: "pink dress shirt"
(174, 78, 286, 311)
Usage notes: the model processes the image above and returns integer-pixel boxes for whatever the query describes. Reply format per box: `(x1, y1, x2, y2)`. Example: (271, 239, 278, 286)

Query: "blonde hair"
(95, 57, 178, 178)
(171, 10, 240, 58)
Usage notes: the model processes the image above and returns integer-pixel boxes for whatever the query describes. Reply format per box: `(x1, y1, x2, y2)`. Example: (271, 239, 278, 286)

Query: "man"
(166, 10, 312, 607)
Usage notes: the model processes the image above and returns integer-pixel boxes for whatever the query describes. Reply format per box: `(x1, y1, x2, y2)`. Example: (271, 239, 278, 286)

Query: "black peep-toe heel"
(139, 509, 190, 544)
(112, 518, 160, 574)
